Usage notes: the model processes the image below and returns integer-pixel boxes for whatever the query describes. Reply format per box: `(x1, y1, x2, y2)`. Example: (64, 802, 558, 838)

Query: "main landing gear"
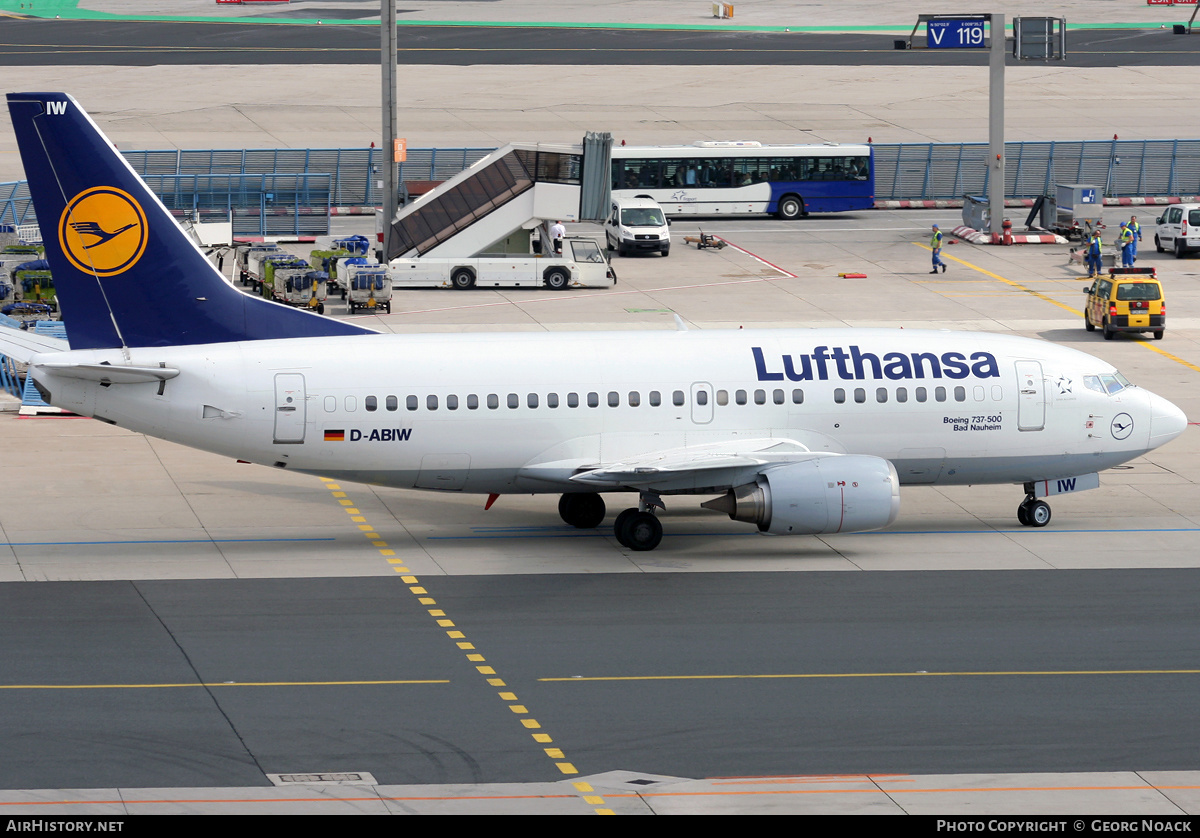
(1016, 485, 1052, 528)
(556, 491, 665, 551)
(558, 492, 606, 529)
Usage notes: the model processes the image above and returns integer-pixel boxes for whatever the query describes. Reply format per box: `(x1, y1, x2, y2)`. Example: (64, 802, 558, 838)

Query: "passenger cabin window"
(324, 396, 336, 412)
(427, 395, 439, 410)
(568, 392, 579, 408)
(406, 395, 418, 411)
(447, 395, 459, 411)
(487, 394, 499, 409)
(508, 393, 519, 409)
(547, 393, 559, 408)
(649, 391, 661, 407)
(673, 390, 685, 406)
(588, 392, 599, 408)
(467, 394, 479, 410)
(365, 396, 378, 412)
(386, 395, 398, 411)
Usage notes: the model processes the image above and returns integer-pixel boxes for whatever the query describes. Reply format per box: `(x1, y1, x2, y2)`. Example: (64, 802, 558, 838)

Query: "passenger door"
(273, 373, 306, 444)
(1015, 361, 1045, 432)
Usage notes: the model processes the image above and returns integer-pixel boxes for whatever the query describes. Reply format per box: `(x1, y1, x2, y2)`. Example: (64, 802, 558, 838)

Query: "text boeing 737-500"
(0, 92, 1188, 551)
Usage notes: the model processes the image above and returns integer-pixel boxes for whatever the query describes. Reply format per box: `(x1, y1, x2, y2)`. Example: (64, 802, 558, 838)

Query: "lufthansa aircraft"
(2, 93, 1189, 551)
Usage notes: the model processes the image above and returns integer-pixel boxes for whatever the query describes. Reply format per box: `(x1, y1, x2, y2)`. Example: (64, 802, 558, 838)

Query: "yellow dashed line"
(915, 242, 1200, 373)
(318, 480, 600, 807)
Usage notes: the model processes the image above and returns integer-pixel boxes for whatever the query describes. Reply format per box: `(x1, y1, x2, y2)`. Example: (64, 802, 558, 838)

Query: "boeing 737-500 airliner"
(0, 93, 1188, 551)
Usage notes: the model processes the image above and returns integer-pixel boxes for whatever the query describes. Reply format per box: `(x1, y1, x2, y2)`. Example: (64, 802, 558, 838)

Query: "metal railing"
(4, 140, 1199, 233)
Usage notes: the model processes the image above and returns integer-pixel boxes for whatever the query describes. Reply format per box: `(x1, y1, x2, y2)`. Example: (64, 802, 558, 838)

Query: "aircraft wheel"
(558, 493, 606, 529)
(615, 510, 662, 551)
(1017, 502, 1030, 526)
(1027, 500, 1052, 527)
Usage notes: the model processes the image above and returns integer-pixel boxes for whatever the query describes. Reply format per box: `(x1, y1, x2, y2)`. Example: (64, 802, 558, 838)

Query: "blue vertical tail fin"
(6, 92, 373, 349)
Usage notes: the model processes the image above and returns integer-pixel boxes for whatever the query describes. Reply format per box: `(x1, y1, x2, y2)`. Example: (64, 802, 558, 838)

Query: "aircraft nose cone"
(1148, 392, 1188, 447)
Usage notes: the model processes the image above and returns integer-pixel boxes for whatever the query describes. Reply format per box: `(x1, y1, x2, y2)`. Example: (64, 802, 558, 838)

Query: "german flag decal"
(324, 429, 346, 442)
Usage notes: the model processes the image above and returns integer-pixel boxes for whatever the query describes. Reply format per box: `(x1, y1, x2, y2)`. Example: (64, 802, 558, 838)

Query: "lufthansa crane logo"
(58, 187, 148, 277)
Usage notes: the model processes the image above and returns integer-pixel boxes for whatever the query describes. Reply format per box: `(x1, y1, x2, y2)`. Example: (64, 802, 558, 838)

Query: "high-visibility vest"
(931, 230, 943, 248)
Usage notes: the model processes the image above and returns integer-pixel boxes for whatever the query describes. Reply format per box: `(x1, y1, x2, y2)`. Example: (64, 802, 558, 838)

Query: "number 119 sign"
(927, 19, 987, 48)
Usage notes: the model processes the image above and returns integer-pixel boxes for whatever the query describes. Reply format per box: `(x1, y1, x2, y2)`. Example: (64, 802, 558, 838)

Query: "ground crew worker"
(930, 224, 946, 274)
(1118, 222, 1135, 268)
(1086, 230, 1103, 278)
(550, 220, 565, 255)
(1129, 215, 1141, 262)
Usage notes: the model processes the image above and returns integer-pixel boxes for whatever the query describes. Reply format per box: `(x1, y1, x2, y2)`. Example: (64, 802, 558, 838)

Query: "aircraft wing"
(568, 437, 834, 492)
(0, 326, 69, 363)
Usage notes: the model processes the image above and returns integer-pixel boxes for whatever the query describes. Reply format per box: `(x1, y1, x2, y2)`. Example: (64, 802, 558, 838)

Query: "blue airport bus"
(610, 141, 874, 219)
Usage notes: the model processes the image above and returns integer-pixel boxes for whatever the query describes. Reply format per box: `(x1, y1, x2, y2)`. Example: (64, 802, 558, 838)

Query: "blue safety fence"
(4, 140, 1200, 230)
(0, 320, 68, 406)
(0, 181, 32, 226)
(142, 173, 334, 237)
(872, 139, 1200, 201)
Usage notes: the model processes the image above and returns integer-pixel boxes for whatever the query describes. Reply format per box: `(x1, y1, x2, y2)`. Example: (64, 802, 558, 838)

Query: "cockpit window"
(1084, 373, 1131, 395)
(1101, 374, 1125, 394)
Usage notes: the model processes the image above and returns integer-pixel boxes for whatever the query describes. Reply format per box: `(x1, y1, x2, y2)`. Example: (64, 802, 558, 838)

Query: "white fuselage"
(30, 328, 1183, 496)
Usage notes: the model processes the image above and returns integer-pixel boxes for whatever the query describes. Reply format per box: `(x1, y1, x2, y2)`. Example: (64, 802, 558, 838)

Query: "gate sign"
(927, 19, 987, 48)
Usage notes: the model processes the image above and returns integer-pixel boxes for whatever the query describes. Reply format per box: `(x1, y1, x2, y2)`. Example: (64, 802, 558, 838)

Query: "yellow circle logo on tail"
(58, 187, 148, 277)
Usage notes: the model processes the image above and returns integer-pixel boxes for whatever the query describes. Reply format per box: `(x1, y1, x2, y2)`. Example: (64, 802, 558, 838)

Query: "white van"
(1155, 204, 1200, 258)
(605, 197, 670, 257)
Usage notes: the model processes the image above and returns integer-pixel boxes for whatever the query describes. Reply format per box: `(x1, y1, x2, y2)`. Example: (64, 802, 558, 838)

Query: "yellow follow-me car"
(1083, 267, 1165, 341)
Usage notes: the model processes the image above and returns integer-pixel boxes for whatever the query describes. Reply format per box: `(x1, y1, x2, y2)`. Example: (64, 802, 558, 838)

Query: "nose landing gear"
(1017, 489, 1052, 528)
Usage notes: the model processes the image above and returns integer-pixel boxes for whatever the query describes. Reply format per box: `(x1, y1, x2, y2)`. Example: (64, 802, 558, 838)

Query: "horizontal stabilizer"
(0, 326, 70, 363)
(35, 361, 180, 384)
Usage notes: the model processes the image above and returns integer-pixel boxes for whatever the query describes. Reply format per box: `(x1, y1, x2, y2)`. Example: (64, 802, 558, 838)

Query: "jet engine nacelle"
(702, 455, 901, 535)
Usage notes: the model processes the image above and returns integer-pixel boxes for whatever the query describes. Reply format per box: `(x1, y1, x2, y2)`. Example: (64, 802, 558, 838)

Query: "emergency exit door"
(274, 373, 307, 443)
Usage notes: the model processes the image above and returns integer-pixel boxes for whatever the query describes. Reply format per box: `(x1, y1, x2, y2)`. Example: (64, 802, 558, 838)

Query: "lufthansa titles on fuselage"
(752, 345, 1001, 383)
